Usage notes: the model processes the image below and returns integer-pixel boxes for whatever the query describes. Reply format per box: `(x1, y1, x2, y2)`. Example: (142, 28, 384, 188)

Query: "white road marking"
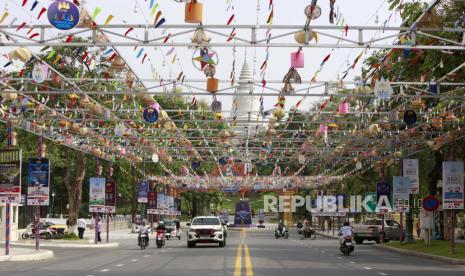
(378, 273, 388, 276)
(144, 255, 150, 258)
(100, 269, 111, 272)
(363, 267, 372, 270)
(349, 261, 356, 264)
(130, 259, 138, 262)
(337, 257, 343, 260)
(115, 264, 124, 267)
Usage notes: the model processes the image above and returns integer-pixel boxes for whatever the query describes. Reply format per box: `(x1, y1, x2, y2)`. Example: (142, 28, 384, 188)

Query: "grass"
(385, 240, 465, 260)
(63, 233, 80, 240)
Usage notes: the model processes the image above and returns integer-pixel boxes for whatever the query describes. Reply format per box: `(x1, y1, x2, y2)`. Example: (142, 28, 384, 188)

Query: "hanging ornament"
(298, 154, 306, 165)
(403, 110, 418, 127)
(193, 48, 218, 71)
(114, 122, 125, 137)
(373, 77, 393, 100)
(151, 153, 159, 163)
(191, 29, 210, 48)
(290, 50, 305, 68)
(185, 0, 203, 23)
(282, 68, 301, 94)
(304, 3, 322, 20)
(294, 30, 316, 44)
(126, 72, 135, 89)
(9, 47, 32, 62)
(211, 96, 222, 112)
(143, 103, 160, 123)
(204, 64, 219, 93)
(32, 61, 48, 84)
(338, 101, 349, 114)
(110, 56, 125, 71)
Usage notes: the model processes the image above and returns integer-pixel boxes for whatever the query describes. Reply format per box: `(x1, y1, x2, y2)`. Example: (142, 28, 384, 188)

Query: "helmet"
(159, 221, 164, 225)
(343, 221, 350, 226)
(141, 221, 146, 226)
(279, 220, 283, 224)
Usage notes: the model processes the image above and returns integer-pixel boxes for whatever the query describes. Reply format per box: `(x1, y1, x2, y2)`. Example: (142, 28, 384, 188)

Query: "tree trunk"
(64, 150, 86, 235)
(130, 166, 137, 232)
(428, 150, 443, 196)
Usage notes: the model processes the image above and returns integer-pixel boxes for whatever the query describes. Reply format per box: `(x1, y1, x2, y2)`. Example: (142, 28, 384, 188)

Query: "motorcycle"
(275, 226, 289, 239)
(139, 232, 148, 250)
(156, 230, 166, 248)
(298, 226, 316, 240)
(340, 236, 355, 256)
(21, 223, 53, 240)
(170, 228, 181, 240)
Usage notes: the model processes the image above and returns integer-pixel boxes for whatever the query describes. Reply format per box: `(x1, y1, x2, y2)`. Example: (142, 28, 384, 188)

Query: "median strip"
(234, 244, 243, 276)
(234, 230, 254, 276)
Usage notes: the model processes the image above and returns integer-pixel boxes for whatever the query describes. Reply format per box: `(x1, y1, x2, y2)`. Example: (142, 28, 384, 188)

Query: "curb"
(0, 250, 54, 262)
(6, 242, 119, 249)
(316, 232, 338, 239)
(373, 244, 465, 265)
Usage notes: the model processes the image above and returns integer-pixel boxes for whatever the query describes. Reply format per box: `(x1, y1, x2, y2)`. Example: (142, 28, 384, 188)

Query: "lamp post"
(51, 192, 56, 218)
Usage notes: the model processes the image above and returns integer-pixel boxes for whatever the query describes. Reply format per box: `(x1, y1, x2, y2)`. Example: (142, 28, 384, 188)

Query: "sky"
(1, 0, 406, 115)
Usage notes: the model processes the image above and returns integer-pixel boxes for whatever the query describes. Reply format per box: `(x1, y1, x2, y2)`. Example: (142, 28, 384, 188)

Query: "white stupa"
(231, 60, 261, 138)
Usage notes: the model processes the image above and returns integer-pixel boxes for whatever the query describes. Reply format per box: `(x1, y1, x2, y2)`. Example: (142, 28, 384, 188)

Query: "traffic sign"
(423, 195, 440, 212)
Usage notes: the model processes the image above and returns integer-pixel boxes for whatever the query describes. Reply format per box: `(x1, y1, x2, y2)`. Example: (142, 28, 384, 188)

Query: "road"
(0, 230, 464, 276)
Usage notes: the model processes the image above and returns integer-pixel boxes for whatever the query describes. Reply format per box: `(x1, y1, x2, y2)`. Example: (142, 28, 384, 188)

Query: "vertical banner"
(147, 192, 157, 214)
(376, 182, 392, 213)
(104, 180, 116, 213)
(393, 176, 410, 212)
(89, 178, 105, 212)
(403, 159, 419, 194)
(443, 161, 464, 210)
(27, 158, 50, 206)
(0, 149, 22, 204)
(157, 193, 166, 214)
(137, 180, 149, 203)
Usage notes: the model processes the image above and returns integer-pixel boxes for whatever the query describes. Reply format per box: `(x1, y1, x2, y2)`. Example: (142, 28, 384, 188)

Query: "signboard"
(0, 149, 22, 204)
(147, 192, 157, 215)
(89, 178, 105, 212)
(376, 182, 392, 213)
(403, 159, 419, 194)
(47, 0, 80, 30)
(104, 180, 116, 213)
(365, 192, 377, 213)
(137, 180, 149, 203)
(393, 176, 410, 212)
(443, 161, 464, 209)
(157, 193, 166, 209)
(423, 195, 440, 212)
(234, 201, 252, 225)
(27, 158, 50, 206)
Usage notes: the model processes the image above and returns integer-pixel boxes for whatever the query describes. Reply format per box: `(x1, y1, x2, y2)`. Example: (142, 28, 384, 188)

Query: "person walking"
(77, 218, 86, 239)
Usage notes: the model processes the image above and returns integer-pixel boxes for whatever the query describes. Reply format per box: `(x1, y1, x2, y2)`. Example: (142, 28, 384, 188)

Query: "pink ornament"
(120, 147, 126, 155)
(150, 102, 160, 113)
(291, 51, 305, 68)
(338, 102, 349, 114)
(319, 123, 327, 133)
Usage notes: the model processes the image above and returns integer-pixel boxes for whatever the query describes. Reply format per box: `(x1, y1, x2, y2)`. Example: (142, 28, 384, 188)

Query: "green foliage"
(63, 233, 80, 240)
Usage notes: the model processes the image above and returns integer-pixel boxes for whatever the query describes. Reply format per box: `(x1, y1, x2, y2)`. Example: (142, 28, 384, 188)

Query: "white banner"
(393, 176, 410, 212)
(443, 161, 464, 210)
(403, 159, 419, 194)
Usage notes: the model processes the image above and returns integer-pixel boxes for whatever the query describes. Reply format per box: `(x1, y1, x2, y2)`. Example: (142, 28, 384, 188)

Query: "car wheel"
(178, 236, 181, 240)
(375, 239, 380, 244)
(219, 241, 225, 247)
(187, 241, 195, 248)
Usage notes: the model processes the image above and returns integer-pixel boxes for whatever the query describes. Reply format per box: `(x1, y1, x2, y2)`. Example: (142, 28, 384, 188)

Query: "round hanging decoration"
(151, 153, 159, 163)
(219, 157, 228, 166)
(114, 122, 125, 137)
(32, 62, 48, 84)
(304, 4, 322, 20)
(47, 0, 80, 30)
(356, 161, 363, 170)
(403, 110, 417, 127)
(298, 154, 306, 165)
(143, 103, 160, 123)
(192, 48, 218, 71)
(192, 159, 201, 169)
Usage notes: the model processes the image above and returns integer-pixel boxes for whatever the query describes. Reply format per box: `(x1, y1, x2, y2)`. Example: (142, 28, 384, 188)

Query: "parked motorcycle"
(275, 227, 289, 239)
(340, 236, 355, 256)
(21, 224, 53, 240)
(156, 230, 166, 248)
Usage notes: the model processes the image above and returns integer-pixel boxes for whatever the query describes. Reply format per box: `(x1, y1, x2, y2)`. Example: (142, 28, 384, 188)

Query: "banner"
(137, 180, 149, 203)
(393, 176, 410, 212)
(364, 192, 377, 213)
(403, 159, 419, 194)
(443, 161, 464, 210)
(104, 180, 116, 213)
(0, 149, 22, 204)
(27, 158, 50, 206)
(89, 178, 105, 212)
(376, 182, 391, 213)
(157, 193, 166, 209)
(147, 192, 157, 214)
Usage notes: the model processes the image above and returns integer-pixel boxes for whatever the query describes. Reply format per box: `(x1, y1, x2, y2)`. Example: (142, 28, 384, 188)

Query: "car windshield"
(192, 217, 220, 226)
(163, 221, 173, 226)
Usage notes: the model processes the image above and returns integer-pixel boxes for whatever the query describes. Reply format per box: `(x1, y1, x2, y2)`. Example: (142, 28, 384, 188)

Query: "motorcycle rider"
(303, 218, 311, 237)
(138, 221, 150, 246)
(277, 220, 286, 236)
(338, 221, 353, 247)
(156, 220, 166, 232)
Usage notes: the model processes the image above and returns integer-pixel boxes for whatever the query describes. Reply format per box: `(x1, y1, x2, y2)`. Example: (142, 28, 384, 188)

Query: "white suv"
(187, 216, 226, 248)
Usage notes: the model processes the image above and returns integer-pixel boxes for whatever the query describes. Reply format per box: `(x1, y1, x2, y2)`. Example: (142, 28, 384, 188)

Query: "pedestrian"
(77, 217, 86, 239)
(97, 219, 102, 242)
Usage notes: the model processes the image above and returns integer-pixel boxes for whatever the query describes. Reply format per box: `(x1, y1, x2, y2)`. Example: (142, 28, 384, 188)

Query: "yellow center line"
(244, 244, 254, 276)
(234, 243, 243, 276)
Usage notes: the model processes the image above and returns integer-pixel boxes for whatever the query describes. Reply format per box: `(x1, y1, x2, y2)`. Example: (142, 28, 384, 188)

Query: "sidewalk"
(0, 248, 53, 262)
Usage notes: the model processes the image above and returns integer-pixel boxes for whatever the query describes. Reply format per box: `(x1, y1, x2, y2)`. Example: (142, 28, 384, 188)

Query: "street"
(0, 230, 464, 276)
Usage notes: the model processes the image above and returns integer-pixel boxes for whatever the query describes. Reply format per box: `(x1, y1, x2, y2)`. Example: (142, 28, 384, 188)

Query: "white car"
(187, 216, 226, 248)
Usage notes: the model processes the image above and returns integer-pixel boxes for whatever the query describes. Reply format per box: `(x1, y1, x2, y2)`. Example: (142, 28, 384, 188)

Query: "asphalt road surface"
(0, 230, 464, 276)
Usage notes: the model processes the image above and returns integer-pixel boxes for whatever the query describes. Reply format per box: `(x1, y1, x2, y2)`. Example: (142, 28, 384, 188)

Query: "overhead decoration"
(32, 61, 48, 84)
(193, 48, 218, 70)
(373, 77, 393, 100)
(403, 110, 418, 128)
(47, 0, 80, 30)
(9, 47, 32, 62)
(191, 29, 211, 48)
(294, 30, 317, 44)
(185, 0, 203, 23)
(282, 68, 301, 94)
(304, 1, 322, 20)
(143, 103, 160, 123)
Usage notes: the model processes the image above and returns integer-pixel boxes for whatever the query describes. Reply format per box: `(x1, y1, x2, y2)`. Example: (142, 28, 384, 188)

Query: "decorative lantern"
(204, 64, 219, 93)
(79, 127, 89, 136)
(191, 29, 210, 47)
(211, 98, 222, 112)
(338, 102, 349, 114)
(185, 0, 203, 23)
(110, 56, 126, 71)
(294, 30, 315, 44)
(9, 47, 32, 62)
(143, 103, 160, 123)
(373, 77, 393, 100)
(291, 51, 305, 68)
(32, 61, 48, 84)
